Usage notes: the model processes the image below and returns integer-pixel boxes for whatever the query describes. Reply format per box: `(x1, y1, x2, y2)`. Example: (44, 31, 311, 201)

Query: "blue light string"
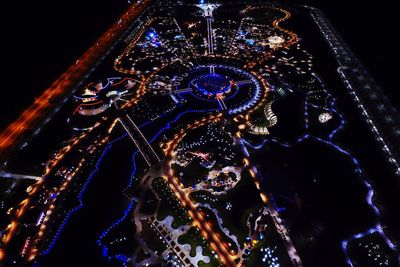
(40, 133, 128, 256)
(95, 107, 219, 265)
(243, 91, 398, 267)
(243, 130, 397, 266)
(96, 201, 135, 265)
(244, 73, 398, 264)
(95, 147, 139, 266)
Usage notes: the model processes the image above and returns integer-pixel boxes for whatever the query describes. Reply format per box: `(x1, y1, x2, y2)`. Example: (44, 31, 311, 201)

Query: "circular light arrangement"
(175, 65, 264, 115)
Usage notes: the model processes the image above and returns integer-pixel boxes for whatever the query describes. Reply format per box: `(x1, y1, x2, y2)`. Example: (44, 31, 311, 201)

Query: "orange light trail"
(0, 1, 151, 261)
(161, 113, 239, 267)
(0, 0, 151, 162)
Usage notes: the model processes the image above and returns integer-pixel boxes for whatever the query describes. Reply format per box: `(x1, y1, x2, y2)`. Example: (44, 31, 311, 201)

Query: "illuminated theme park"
(1, 1, 399, 267)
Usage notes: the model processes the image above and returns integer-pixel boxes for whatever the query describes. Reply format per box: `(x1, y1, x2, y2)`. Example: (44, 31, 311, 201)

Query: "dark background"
(0, 0, 398, 130)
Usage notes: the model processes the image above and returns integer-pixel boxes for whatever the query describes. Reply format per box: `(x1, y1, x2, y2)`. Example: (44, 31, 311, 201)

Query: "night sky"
(1, 0, 398, 130)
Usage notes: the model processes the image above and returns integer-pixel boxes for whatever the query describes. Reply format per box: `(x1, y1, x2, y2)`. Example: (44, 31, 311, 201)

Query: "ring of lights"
(176, 64, 263, 115)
